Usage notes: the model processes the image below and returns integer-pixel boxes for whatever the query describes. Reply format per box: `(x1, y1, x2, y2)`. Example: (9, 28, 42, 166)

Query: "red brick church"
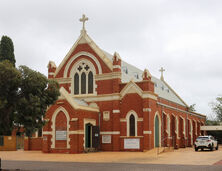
(40, 15, 205, 153)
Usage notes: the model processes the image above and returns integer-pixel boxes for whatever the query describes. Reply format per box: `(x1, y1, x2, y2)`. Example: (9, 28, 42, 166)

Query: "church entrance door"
(155, 116, 159, 147)
(85, 123, 93, 148)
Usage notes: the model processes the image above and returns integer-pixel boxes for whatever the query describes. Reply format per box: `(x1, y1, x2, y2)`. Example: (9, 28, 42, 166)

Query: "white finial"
(113, 52, 121, 61)
(159, 67, 165, 81)
(79, 14, 89, 32)
(143, 68, 151, 79)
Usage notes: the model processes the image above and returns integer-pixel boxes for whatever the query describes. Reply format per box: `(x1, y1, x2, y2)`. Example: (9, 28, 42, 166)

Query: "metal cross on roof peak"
(79, 14, 89, 31)
(159, 67, 165, 81)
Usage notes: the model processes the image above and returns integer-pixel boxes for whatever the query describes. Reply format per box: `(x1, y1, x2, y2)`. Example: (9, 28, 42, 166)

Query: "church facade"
(42, 15, 206, 153)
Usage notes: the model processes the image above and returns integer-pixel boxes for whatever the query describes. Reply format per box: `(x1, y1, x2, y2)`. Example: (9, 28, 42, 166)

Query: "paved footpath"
(1, 147, 222, 170)
(2, 160, 222, 171)
(1, 147, 222, 165)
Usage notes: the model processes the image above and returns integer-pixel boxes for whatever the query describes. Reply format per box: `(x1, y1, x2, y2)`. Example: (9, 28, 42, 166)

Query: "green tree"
(0, 60, 21, 135)
(211, 96, 222, 122)
(188, 104, 196, 112)
(0, 36, 16, 66)
(15, 66, 60, 137)
(205, 119, 219, 126)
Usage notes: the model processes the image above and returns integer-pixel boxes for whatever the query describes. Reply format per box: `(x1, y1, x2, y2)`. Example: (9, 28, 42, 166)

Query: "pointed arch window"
(175, 116, 179, 138)
(129, 114, 135, 136)
(88, 71, 93, 94)
(81, 72, 86, 94)
(183, 118, 186, 136)
(74, 73, 79, 95)
(190, 120, 193, 135)
(73, 62, 94, 95)
(167, 116, 170, 137)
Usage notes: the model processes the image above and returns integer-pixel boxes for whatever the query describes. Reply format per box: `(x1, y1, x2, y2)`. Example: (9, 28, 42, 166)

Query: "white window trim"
(167, 115, 171, 137)
(71, 59, 96, 95)
(126, 110, 138, 137)
(51, 107, 70, 149)
(175, 116, 179, 138)
(183, 117, 186, 137)
(154, 111, 162, 147)
(64, 51, 102, 78)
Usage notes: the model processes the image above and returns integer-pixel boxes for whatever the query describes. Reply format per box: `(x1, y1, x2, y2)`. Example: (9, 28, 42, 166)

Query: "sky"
(0, 0, 221, 118)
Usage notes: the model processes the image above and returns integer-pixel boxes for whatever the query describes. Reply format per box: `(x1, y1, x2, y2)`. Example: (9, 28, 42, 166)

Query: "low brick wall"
(0, 136, 17, 151)
(24, 137, 42, 151)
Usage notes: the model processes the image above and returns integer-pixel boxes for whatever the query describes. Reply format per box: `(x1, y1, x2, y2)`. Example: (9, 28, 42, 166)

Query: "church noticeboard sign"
(102, 135, 111, 144)
(124, 139, 140, 149)
(56, 131, 67, 140)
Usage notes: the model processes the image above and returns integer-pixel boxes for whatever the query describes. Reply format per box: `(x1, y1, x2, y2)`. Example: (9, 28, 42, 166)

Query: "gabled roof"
(103, 50, 187, 107)
(54, 31, 113, 76)
(53, 28, 187, 107)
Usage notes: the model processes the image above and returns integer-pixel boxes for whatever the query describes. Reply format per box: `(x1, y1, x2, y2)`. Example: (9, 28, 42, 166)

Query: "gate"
(16, 135, 24, 149)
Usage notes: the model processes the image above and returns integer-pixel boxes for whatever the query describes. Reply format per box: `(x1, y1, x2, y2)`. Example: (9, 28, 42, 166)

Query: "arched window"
(175, 116, 178, 136)
(129, 114, 135, 136)
(190, 120, 193, 135)
(88, 71, 93, 94)
(74, 73, 79, 94)
(167, 116, 170, 137)
(81, 72, 86, 94)
(183, 118, 186, 136)
(73, 61, 94, 95)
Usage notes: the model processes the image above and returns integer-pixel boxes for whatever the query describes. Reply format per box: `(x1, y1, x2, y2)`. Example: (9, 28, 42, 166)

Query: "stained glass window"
(74, 73, 79, 94)
(81, 72, 86, 94)
(88, 71, 93, 93)
(130, 114, 135, 136)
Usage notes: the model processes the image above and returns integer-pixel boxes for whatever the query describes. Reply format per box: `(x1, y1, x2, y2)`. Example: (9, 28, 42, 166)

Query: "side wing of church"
(41, 15, 206, 153)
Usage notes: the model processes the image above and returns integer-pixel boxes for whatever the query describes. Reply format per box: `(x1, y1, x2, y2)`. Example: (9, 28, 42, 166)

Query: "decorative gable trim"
(120, 81, 143, 99)
(85, 33, 113, 70)
(119, 81, 158, 100)
(64, 51, 102, 78)
(54, 32, 112, 77)
(60, 87, 99, 112)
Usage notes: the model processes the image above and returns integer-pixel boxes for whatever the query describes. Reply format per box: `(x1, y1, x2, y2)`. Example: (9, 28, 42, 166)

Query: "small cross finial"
(79, 14, 89, 32)
(159, 67, 165, 81)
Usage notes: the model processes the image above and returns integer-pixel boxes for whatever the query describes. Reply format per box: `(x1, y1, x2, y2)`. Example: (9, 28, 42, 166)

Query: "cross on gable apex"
(79, 14, 89, 33)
